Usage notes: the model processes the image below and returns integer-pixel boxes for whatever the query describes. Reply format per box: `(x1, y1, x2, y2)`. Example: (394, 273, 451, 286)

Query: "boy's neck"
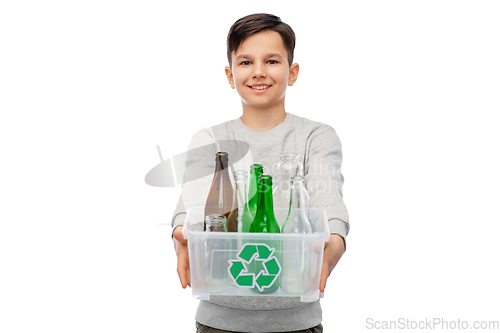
(240, 106, 287, 133)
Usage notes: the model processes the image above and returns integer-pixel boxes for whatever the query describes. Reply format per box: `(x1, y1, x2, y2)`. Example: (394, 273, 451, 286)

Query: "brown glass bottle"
(204, 152, 234, 231)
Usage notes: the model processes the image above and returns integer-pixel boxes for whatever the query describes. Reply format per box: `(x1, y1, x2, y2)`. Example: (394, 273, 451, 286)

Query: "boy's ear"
(288, 63, 299, 86)
(225, 66, 235, 89)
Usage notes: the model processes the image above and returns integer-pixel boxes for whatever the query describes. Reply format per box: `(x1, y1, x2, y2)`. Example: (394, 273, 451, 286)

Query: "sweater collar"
(234, 112, 295, 136)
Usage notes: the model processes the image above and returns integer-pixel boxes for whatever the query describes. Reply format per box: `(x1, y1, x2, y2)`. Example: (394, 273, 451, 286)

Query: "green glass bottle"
(249, 175, 281, 294)
(247, 164, 263, 219)
(250, 175, 280, 233)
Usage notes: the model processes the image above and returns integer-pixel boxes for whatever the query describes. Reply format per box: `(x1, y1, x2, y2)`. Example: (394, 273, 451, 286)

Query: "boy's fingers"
(177, 257, 191, 288)
(175, 235, 191, 288)
(319, 261, 329, 292)
(319, 235, 345, 292)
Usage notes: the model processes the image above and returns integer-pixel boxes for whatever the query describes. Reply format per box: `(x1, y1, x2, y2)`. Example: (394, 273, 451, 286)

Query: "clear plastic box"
(182, 206, 330, 302)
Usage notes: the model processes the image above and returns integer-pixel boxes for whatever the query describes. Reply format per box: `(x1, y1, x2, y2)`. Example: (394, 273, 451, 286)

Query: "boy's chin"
(242, 98, 283, 108)
(242, 100, 271, 108)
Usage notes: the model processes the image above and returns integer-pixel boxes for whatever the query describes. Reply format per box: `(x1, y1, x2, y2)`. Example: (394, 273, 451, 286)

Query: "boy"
(172, 13, 349, 333)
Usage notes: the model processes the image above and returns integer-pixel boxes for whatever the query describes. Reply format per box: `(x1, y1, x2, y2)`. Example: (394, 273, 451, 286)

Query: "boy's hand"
(172, 226, 191, 289)
(319, 234, 345, 292)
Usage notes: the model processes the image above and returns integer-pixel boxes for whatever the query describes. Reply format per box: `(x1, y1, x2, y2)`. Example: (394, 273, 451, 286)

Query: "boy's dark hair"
(227, 13, 296, 68)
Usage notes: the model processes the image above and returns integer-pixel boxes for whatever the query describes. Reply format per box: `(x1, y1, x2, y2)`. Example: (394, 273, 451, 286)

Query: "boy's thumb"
(172, 226, 186, 244)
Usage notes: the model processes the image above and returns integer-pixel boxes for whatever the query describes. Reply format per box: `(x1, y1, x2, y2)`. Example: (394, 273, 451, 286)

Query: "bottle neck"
(257, 176, 274, 213)
(249, 165, 263, 179)
(207, 223, 225, 232)
(234, 171, 249, 207)
(248, 165, 263, 205)
(215, 158, 229, 171)
(206, 214, 227, 232)
(290, 176, 308, 210)
(277, 156, 303, 193)
(282, 156, 301, 164)
(292, 178, 304, 190)
(280, 154, 302, 167)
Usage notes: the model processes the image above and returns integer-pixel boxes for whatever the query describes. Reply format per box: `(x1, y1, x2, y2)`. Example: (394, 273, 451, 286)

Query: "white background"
(1, 0, 499, 332)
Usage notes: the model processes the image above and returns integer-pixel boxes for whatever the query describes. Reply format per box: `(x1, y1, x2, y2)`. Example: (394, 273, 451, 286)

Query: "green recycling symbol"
(228, 243, 281, 292)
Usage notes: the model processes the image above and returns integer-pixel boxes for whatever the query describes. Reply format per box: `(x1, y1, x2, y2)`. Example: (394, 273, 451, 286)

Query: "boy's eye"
(239, 60, 278, 65)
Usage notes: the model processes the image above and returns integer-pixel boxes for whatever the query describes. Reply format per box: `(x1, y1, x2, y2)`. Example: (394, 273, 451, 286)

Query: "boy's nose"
(252, 63, 267, 78)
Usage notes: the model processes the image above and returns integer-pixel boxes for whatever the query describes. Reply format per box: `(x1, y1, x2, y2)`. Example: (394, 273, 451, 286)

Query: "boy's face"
(225, 30, 299, 111)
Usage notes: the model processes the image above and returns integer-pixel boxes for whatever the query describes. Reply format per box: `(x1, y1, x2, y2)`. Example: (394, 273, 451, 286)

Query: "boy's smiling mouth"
(248, 84, 272, 92)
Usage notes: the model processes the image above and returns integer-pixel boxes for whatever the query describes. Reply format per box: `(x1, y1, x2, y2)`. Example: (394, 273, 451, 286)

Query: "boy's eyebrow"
(236, 53, 283, 60)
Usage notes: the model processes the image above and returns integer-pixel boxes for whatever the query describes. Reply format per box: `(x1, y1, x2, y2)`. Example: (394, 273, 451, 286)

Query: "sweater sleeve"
(304, 125, 350, 240)
(171, 128, 216, 232)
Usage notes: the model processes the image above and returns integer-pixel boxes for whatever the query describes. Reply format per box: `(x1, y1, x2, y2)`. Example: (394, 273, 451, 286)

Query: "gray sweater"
(172, 113, 349, 332)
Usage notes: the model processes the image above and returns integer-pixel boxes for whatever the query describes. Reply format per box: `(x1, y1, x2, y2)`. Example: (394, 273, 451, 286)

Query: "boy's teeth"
(251, 85, 270, 90)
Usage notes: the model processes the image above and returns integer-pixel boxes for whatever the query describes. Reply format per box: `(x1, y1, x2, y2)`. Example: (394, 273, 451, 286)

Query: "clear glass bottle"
(273, 153, 304, 225)
(227, 170, 253, 233)
(206, 214, 227, 232)
(204, 152, 234, 231)
(281, 176, 312, 295)
(282, 176, 311, 234)
(204, 214, 230, 293)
